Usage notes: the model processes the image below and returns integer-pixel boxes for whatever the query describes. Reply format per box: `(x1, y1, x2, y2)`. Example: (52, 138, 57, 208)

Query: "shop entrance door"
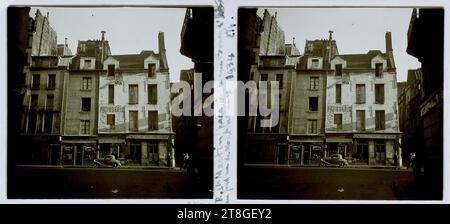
(356, 143, 369, 165)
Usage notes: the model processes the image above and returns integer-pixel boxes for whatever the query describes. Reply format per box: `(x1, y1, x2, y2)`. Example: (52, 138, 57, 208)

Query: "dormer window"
(148, 63, 156, 78)
(335, 64, 343, 77)
(84, 59, 92, 69)
(311, 59, 319, 68)
(375, 63, 383, 78)
(108, 64, 115, 77)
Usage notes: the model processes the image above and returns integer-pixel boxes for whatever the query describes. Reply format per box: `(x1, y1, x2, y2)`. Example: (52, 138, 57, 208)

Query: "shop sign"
(327, 105, 352, 113)
(100, 105, 125, 113)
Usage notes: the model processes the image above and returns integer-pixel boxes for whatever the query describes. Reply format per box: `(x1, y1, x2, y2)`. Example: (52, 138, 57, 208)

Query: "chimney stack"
(65, 38, 68, 47)
(385, 31, 393, 53)
(101, 31, 106, 64)
(158, 32, 169, 72)
(329, 30, 333, 41)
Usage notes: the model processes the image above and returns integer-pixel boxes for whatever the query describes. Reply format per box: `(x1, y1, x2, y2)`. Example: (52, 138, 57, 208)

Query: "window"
(308, 119, 318, 134)
(148, 84, 157, 104)
(375, 84, 384, 104)
(375, 142, 386, 163)
(335, 84, 341, 104)
(32, 74, 40, 89)
(81, 98, 91, 112)
(129, 111, 138, 131)
(375, 110, 385, 130)
(82, 77, 92, 90)
(108, 85, 114, 104)
(107, 114, 115, 129)
(356, 110, 365, 131)
(43, 113, 53, 134)
(309, 97, 318, 112)
(311, 59, 319, 68)
(356, 84, 366, 104)
(260, 74, 268, 81)
(334, 114, 342, 129)
(108, 64, 115, 77)
(30, 94, 38, 109)
(129, 85, 138, 104)
(148, 63, 156, 78)
(335, 64, 343, 76)
(375, 63, 383, 78)
(46, 95, 54, 110)
(276, 74, 283, 89)
(84, 59, 92, 69)
(310, 77, 319, 90)
(148, 111, 158, 130)
(80, 120, 90, 134)
(47, 74, 56, 89)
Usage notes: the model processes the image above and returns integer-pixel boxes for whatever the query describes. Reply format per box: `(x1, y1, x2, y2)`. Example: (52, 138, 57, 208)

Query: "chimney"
(158, 32, 168, 72)
(328, 30, 333, 41)
(385, 31, 396, 69)
(65, 38, 68, 47)
(101, 31, 106, 64)
(385, 31, 393, 53)
(293, 37, 296, 46)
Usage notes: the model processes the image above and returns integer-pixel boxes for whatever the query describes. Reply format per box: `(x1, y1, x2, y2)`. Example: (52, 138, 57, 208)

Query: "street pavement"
(238, 165, 418, 200)
(8, 166, 212, 199)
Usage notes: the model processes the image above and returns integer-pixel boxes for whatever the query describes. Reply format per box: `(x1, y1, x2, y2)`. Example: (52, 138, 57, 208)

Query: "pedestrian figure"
(393, 154, 398, 168)
(182, 153, 190, 170)
(410, 153, 416, 169)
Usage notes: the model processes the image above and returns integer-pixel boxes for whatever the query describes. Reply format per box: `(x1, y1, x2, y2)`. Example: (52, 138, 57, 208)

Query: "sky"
(30, 7, 193, 82)
(263, 8, 421, 81)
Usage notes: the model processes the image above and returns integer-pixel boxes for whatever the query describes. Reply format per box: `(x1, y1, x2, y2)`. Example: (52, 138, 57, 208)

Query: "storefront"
(126, 133, 175, 166)
(289, 135, 325, 165)
(353, 133, 400, 166)
(61, 138, 97, 166)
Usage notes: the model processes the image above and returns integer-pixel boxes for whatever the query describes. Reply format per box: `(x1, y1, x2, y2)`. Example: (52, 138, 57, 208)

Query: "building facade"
(31, 9, 57, 56)
(20, 56, 67, 164)
(325, 32, 401, 166)
(99, 32, 174, 167)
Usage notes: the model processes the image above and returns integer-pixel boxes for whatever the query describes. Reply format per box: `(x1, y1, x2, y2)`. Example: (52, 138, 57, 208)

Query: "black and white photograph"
(237, 8, 444, 200)
(7, 6, 214, 199)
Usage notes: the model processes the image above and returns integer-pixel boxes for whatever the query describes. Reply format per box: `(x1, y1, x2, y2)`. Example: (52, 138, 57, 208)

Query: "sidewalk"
(16, 164, 182, 170)
(244, 163, 408, 170)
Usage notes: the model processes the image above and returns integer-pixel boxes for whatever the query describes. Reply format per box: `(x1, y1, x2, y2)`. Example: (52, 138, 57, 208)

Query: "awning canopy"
(326, 137, 353, 143)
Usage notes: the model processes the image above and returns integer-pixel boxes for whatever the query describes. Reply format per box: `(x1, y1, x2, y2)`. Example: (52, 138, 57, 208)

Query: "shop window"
(148, 141, 158, 164)
(375, 142, 386, 164)
(43, 114, 53, 133)
(129, 84, 138, 104)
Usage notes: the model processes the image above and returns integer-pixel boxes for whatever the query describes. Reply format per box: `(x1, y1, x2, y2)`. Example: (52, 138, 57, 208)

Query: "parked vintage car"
(92, 155, 122, 168)
(320, 154, 349, 167)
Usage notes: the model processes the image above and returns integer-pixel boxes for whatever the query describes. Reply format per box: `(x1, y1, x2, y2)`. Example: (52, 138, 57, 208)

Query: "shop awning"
(127, 134, 171, 140)
(62, 140, 97, 144)
(353, 133, 398, 140)
(98, 138, 126, 144)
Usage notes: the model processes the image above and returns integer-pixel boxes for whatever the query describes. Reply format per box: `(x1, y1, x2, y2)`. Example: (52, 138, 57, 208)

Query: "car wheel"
(93, 163, 98, 168)
(112, 163, 118, 168)
(339, 162, 345, 167)
(320, 162, 325, 167)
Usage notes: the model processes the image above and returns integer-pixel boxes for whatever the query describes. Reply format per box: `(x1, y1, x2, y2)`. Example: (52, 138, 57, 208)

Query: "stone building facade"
(325, 32, 401, 166)
(99, 32, 174, 167)
(31, 9, 57, 56)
